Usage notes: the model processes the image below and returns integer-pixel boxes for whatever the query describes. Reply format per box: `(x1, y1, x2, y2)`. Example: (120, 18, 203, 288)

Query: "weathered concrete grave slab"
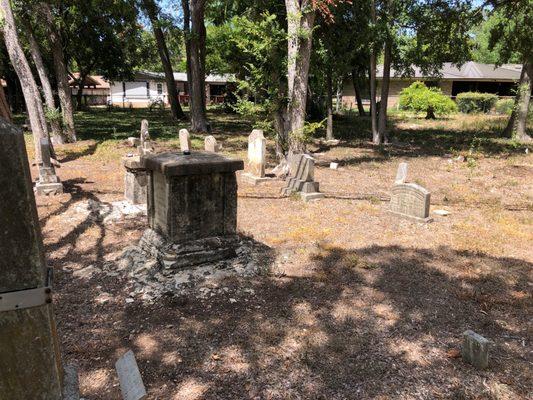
(179, 128, 191, 154)
(281, 154, 324, 202)
(34, 137, 63, 195)
(204, 135, 220, 152)
(389, 183, 432, 222)
(242, 129, 270, 185)
(462, 330, 490, 369)
(139, 151, 244, 268)
(115, 350, 147, 400)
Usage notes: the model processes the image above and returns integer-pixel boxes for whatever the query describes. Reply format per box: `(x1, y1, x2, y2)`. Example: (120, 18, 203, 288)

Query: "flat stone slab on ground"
(301, 192, 325, 202)
(115, 350, 147, 400)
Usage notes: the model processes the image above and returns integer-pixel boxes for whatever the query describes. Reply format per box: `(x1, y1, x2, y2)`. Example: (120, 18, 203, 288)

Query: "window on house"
(146, 82, 150, 97)
(157, 83, 163, 95)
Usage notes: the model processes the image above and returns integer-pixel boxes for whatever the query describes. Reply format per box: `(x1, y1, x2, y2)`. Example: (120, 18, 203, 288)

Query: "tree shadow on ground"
(58, 241, 532, 399)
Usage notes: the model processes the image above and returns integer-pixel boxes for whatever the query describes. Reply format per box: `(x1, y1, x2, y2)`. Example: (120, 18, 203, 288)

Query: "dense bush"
(494, 99, 514, 115)
(456, 92, 498, 114)
(399, 81, 457, 118)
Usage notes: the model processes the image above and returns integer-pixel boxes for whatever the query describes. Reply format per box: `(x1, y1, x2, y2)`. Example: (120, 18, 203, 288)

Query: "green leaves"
(399, 81, 457, 117)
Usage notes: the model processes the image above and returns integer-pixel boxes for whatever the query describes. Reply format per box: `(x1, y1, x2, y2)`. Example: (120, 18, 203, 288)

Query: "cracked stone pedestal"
(141, 151, 244, 268)
(34, 167, 63, 195)
(122, 155, 148, 204)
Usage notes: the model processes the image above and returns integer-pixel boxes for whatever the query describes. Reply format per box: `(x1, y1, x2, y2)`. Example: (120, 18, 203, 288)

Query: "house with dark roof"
(342, 62, 522, 108)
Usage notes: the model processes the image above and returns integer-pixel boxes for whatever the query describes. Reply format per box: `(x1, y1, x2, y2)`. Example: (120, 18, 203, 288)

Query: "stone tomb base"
(241, 172, 274, 185)
(123, 155, 148, 204)
(34, 181, 63, 196)
(138, 228, 239, 270)
(34, 167, 63, 196)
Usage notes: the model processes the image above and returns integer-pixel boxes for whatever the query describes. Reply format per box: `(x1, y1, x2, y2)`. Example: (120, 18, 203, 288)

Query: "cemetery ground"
(20, 109, 532, 399)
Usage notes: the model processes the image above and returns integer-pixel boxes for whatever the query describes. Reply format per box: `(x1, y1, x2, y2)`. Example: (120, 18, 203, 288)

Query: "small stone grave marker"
(395, 162, 408, 184)
(330, 162, 338, 170)
(462, 330, 490, 369)
(179, 129, 191, 155)
(115, 350, 147, 400)
(204, 135, 219, 152)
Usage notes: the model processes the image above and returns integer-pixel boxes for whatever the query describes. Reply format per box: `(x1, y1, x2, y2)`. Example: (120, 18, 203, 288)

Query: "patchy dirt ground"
(30, 111, 532, 399)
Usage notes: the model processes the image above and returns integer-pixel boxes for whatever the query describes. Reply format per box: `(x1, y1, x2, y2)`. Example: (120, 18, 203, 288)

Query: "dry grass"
(21, 109, 533, 399)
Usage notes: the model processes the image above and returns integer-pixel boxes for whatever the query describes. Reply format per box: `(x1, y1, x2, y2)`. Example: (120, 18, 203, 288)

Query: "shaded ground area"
(23, 109, 532, 399)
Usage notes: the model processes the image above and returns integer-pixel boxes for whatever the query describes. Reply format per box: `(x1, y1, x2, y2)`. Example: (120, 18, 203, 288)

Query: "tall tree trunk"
(1, 0, 48, 163)
(22, 17, 63, 143)
(285, 0, 315, 155)
(335, 78, 342, 112)
(75, 74, 85, 111)
(369, 0, 378, 143)
(40, 2, 76, 142)
(0, 83, 12, 122)
(326, 69, 334, 141)
(377, 39, 392, 144)
(352, 70, 365, 116)
(143, 0, 185, 120)
(183, 0, 208, 132)
(504, 62, 532, 141)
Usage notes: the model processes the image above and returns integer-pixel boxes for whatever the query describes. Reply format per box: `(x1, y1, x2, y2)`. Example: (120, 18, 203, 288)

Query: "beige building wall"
(342, 79, 454, 109)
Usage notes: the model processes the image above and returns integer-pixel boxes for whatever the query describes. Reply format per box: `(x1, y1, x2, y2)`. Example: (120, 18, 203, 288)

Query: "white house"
(108, 71, 233, 108)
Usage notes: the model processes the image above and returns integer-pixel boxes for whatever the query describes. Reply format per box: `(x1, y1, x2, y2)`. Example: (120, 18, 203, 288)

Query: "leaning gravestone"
(242, 129, 268, 185)
(138, 151, 244, 268)
(34, 137, 63, 196)
(179, 129, 191, 155)
(204, 135, 220, 152)
(122, 120, 154, 204)
(281, 154, 324, 202)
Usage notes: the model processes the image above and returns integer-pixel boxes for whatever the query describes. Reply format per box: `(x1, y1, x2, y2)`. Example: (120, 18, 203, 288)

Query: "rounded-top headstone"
(179, 129, 191, 155)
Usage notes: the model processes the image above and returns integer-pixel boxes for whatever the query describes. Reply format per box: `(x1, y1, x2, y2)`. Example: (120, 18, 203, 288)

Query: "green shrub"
(399, 81, 457, 118)
(494, 99, 514, 115)
(456, 92, 498, 114)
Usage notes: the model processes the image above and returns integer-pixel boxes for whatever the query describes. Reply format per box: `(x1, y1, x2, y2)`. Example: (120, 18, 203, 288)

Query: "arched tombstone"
(242, 129, 269, 185)
(389, 183, 432, 222)
(204, 135, 220, 152)
(179, 129, 191, 155)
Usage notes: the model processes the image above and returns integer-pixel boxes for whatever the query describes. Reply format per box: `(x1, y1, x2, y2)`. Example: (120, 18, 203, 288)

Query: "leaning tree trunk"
(40, 2, 76, 142)
(285, 0, 315, 156)
(22, 18, 63, 143)
(335, 79, 342, 112)
(75, 75, 86, 111)
(369, 0, 378, 143)
(504, 62, 532, 142)
(352, 70, 365, 116)
(183, 0, 208, 132)
(326, 69, 334, 141)
(0, 83, 12, 122)
(377, 39, 392, 144)
(1, 0, 48, 163)
(143, 0, 185, 120)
